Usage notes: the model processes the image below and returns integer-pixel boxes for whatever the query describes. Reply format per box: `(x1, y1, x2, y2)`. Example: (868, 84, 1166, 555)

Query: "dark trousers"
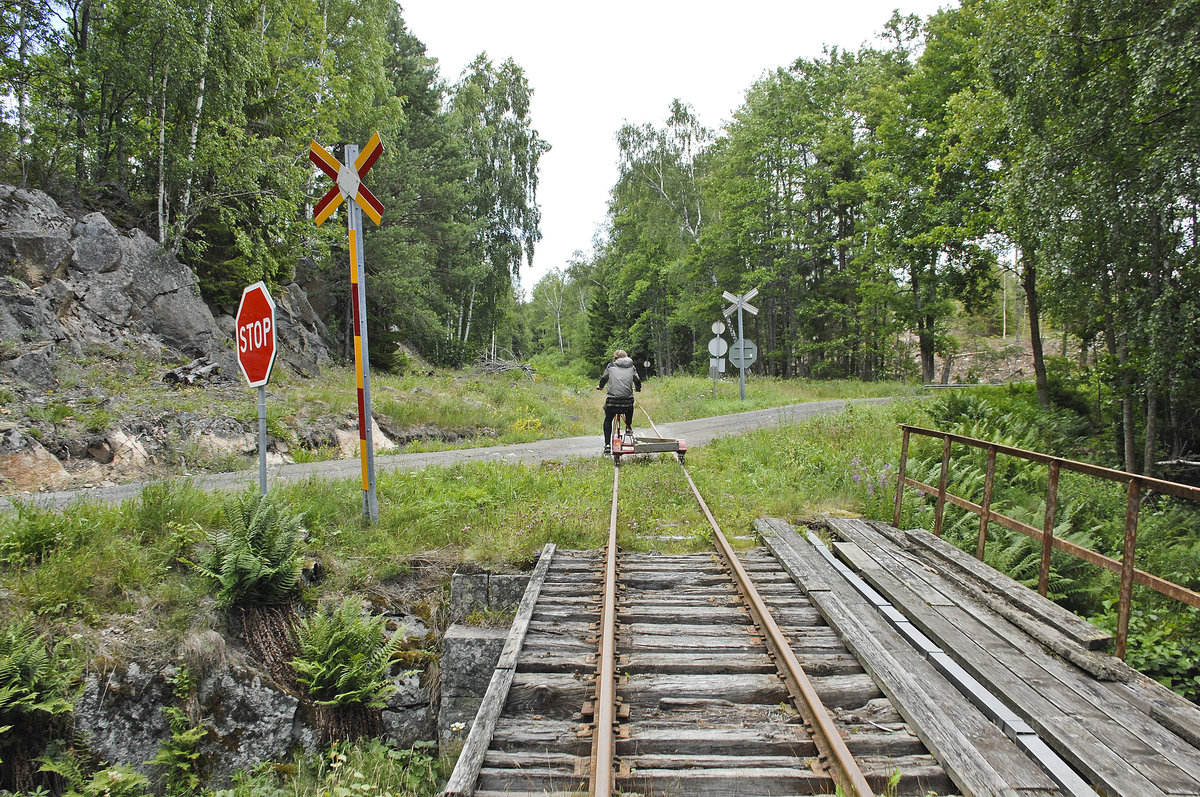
(603, 402, 633, 446)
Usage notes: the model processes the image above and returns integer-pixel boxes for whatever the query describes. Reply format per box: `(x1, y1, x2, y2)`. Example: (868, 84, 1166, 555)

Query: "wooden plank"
(506, 672, 592, 718)
(617, 651, 777, 674)
(621, 673, 788, 706)
(514, 654, 595, 675)
(621, 753, 815, 769)
(623, 646, 862, 677)
(617, 725, 813, 756)
(1103, 676, 1200, 749)
(843, 520, 1126, 680)
(618, 621, 757, 638)
(524, 619, 593, 637)
(836, 529, 1180, 796)
(620, 766, 835, 795)
(842, 519, 1200, 792)
(441, 544, 557, 797)
(989, 625, 1200, 788)
(615, 592, 741, 606)
(530, 607, 598, 623)
(489, 717, 587, 754)
(475, 766, 584, 794)
(867, 519, 1112, 651)
(755, 516, 831, 591)
(618, 604, 751, 624)
(842, 731, 930, 757)
(497, 546, 560, 672)
(613, 634, 766, 652)
(834, 541, 956, 608)
(758, 518, 1061, 796)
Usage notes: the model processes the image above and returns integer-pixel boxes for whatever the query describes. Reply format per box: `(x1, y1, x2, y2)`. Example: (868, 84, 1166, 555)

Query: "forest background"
(1, 0, 1198, 475)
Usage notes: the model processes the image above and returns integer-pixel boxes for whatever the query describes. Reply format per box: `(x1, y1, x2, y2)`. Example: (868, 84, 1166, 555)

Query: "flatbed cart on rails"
(610, 428, 686, 466)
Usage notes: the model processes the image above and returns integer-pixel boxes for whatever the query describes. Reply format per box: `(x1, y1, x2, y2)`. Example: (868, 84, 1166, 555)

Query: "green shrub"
(1097, 602, 1200, 702)
(0, 502, 64, 567)
(0, 617, 73, 780)
(27, 402, 74, 432)
(37, 750, 151, 797)
(149, 706, 207, 795)
(204, 739, 442, 797)
(83, 409, 116, 434)
(292, 598, 403, 709)
(192, 493, 303, 608)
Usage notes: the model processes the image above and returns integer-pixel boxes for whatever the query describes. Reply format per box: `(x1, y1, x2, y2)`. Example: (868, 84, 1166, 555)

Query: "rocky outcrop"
(74, 639, 434, 788)
(0, 184, 330, 389)
(0, 426, 70, 491)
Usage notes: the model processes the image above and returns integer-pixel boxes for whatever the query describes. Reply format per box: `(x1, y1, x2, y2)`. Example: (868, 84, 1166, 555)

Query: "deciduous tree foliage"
(0, 0, 546, 368)
(527, 0, 1198, 470)
(975, 0, 1200, 472)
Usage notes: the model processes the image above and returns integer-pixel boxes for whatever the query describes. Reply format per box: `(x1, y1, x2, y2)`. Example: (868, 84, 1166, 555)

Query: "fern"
(37, 750, 151, 797)
(192, 493, 303, 608)
(0, 617, 73, 766)
(148, 706, 206, 796)
(292, 598, 404, 709)
(985, 516, 1102, 609)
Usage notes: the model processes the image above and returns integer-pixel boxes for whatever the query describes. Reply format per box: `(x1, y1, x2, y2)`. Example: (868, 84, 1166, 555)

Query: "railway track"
(442, 412, 1068, 796)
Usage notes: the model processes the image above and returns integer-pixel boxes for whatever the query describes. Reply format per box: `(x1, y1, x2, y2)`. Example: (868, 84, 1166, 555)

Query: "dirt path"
(3, 398, 892, 510)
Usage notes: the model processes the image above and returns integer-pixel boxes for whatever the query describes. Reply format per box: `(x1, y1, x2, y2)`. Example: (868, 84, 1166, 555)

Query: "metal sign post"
(257, 386, 267, 494)
(722, 288, 759, 400)
(310, 134, 384, 522)
(709, 320, 727, 398)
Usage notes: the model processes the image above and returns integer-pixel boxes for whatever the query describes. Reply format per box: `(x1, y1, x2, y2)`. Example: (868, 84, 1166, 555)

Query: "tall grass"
(634, 375, 912, 424)
(686, 399, 921, 526)
(205, 739, 445, 797)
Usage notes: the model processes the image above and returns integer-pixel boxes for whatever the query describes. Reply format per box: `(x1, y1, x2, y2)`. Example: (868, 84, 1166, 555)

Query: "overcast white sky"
(400, 0, 953, 296)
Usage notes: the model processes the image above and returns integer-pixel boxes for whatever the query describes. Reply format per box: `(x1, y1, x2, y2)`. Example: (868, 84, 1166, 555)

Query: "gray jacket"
(599, 357, 641, 401)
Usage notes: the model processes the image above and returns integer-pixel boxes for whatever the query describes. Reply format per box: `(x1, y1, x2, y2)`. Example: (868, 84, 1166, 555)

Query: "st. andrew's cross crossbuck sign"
(310, 133, 384, 522)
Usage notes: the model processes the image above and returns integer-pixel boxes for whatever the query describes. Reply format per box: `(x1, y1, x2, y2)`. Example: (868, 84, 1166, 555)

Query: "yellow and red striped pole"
(310, 135, 384, 522)
(346, 142, 378, 521)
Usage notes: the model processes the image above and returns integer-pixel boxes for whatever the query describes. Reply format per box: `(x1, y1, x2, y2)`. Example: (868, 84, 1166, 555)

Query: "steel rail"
(589, 466, 620, 796)
(639, 408, 876, 797)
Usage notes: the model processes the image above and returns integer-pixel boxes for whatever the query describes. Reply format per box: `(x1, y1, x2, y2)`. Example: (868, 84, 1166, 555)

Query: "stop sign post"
(236, 282, 277, 495)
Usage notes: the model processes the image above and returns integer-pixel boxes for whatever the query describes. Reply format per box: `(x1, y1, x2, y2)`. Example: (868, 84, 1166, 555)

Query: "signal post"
(310, 134, 385, 522)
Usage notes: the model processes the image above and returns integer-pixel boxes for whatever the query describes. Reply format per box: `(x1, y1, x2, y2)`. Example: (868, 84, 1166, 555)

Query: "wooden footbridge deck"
(441, 421, 1200, 797)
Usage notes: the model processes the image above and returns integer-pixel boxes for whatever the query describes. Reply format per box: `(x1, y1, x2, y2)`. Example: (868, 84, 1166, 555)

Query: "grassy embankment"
(1, 369, 918, 634)
(7, 366, 1200, 793)
(1, 368, 921, 794)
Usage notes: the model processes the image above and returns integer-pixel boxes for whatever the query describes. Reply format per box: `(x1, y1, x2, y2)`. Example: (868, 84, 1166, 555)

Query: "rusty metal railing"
(893, 424, 1200, 658)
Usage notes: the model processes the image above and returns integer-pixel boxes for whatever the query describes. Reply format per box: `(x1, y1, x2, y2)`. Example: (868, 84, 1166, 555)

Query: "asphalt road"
(3, 397, 893, 510)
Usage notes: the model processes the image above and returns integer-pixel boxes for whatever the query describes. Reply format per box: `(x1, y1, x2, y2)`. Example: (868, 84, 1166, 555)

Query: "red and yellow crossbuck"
(309, 133, 384, 227)
(309, 133, 384, 522)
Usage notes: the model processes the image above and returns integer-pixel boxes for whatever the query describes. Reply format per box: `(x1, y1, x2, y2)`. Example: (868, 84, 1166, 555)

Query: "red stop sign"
(235, 282, 277, 386)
